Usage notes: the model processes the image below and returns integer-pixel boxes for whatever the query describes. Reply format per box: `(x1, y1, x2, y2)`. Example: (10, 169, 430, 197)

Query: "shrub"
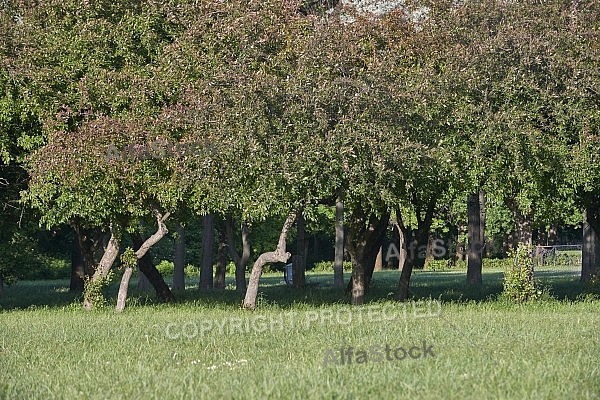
(155, 260, 174, 276)
(483, 258, 512, 269)
(502, 245, 540, 303)
(311, 261, 353, 272)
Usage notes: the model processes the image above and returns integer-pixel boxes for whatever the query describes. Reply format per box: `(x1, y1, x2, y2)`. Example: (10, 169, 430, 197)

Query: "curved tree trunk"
(243, 212, 296, 310)
(115, 211, 173, 311)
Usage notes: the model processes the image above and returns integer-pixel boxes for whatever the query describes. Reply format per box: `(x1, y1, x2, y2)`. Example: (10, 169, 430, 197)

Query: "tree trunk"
(137, 271, 152, 293)
(581, 207, 600, 282)
(424, 233, 434, 269)
(225, 218, 251, 292)
(397, 225, 406, 270)
(395, 197, 437, 301)
(70, 224, 100, 292)
(479, 190, 486, 255)
(397, 254, 414, 302)
(131, 211, 174, 302)
(455, 222, 466, 262)
(374, 246, 383, 271)
(387, 223, 400, 269)
(334, 196, 345, 288)
(243, 212, 296, 310)
(467, 192, 483, 286)
(115, 211, 173, 311)
(173, 221, 186, 291)
(70, 229, 86, 292)
(350, 257, 366, 305)
(293, 210, 306, 288)
(83, 225, 121, 310)
(214, 223, 228, 289)
(199, 213, 215, 290)
(345, 206, 390, 305)
(115, 266, 134, 312)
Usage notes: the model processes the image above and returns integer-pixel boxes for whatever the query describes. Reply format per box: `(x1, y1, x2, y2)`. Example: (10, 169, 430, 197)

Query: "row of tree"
(1, 0, 598, 307)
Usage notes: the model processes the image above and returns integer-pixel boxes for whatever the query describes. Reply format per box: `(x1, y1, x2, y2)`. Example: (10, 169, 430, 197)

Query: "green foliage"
(155, 260, 202, 278)
(82, 270, 114, 308)
(155, 260, 173, 276)
(483, 258, 512, 270)
(120, 247, 137, 271)
(311, 261, 352, 272)
(502, 246, 540, 303)
(0, 229, 69, 281)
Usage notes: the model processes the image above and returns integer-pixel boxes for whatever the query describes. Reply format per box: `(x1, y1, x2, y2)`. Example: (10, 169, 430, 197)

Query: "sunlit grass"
(0, 266, 598, 399)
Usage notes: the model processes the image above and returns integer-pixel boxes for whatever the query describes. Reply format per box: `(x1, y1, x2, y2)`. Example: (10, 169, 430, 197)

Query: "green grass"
(0, 266, 599, 399)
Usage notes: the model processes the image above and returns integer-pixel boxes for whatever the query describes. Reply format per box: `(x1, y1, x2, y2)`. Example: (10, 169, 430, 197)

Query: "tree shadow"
(0, 266, 591, 311)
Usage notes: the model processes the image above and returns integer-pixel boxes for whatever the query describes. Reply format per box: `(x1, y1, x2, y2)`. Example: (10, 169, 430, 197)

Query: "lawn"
(0, 266, 599, 399)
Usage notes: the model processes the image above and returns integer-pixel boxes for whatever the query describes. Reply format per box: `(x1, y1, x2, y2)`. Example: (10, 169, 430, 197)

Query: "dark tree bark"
(334, 196, 345, 288)
(116, 211, 174, 311)
(582, 206, 600, 282)
(293, 210, 307, 288)
(199, 213, 215, 290)
(70, 224, 102, 292)
(173, 221, 186, 291)
(244, 212, 296, 310)
(225, 218, 251, 292)
(467, 192, 483, 286)
(70, 230, 86, 292)
(395, 197, 437, 301)
(214, 221, 228, 289)
(345, 206, 390, 305)
(479, 190, 486, 254)
(387, 223, 400, 269)
(131, 213, 174, 303)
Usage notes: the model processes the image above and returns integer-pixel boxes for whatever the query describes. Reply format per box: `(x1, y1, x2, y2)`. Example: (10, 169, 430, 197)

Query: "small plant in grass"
(83, 270, 114, 308)
(502, 245, 540, 303)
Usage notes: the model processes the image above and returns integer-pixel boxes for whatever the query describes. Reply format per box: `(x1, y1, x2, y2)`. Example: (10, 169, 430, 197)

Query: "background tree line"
(0, 0, 598, 307)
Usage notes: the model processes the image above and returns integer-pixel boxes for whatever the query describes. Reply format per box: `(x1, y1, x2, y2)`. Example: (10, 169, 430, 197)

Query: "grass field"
(1, 266, 599, 399)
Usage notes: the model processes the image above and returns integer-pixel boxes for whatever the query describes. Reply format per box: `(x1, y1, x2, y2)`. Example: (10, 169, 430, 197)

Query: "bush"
(0, 231, 70, 281)
(502, 245, 540, 303)
(483, 258, 512, 269)
(424, 259, 467, 271)
(311, 261, 352, 272)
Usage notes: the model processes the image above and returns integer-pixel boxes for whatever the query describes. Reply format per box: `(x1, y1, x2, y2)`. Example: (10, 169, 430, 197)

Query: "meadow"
(0, 265, 599, 399)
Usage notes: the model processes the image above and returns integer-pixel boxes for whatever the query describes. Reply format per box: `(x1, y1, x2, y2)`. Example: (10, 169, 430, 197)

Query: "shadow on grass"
(0, 266, 591, 311)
